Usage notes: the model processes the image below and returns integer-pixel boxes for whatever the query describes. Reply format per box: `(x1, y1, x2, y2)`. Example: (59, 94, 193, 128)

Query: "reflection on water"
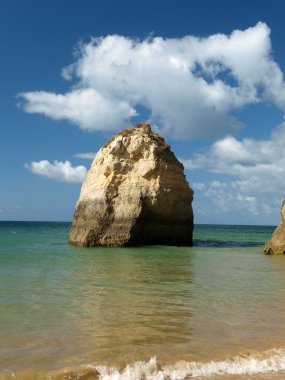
(0, 244, 196, 371)
(1, 223, 285, 379)
(71, 246, 194, 364)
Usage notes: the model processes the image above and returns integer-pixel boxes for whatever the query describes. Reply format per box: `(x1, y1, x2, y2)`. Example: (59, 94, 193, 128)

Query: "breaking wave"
(92, 349, 285, 380)
(4, 348, 285, 379)
(93, 348, 285, 379)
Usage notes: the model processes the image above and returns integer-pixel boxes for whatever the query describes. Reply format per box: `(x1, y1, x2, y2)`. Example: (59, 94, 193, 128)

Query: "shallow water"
(1, 222, 285, 379)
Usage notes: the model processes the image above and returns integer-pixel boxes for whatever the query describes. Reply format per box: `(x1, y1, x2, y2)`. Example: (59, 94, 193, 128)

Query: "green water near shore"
(2, 222, 285, 379)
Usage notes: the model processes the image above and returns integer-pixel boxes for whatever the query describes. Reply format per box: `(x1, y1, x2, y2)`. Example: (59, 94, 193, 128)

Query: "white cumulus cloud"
(18, 22, 285, 138)
(74, 152, 96, 159)
(184, 123, 285, 221)
(182, 122, 285, 187)
(25, 160, 87, 184)
(20, 89, 136, 131)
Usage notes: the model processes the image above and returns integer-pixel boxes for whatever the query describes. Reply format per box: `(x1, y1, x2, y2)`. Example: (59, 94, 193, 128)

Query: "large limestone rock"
(69, 123, 194, 247)
(264, 199, 285, 255)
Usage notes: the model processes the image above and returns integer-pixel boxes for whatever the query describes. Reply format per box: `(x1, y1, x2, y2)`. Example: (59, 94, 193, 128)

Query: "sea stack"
(264, 198, 285, 255)
(69, 123, 194, 247)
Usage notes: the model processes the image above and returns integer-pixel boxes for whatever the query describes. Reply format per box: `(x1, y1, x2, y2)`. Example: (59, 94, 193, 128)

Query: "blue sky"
(1, 0, 285, 224)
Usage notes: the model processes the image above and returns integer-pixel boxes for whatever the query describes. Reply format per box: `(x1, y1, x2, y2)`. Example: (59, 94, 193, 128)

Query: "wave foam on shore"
(4, 347, 285, 379)
(94, 348, 285, 379)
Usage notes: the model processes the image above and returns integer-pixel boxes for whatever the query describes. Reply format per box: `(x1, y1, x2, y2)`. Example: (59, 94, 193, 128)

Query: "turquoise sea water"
(1, 222, 285, 379)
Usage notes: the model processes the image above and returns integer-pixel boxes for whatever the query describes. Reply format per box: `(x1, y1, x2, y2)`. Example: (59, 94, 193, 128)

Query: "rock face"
(69, 123, 194, 247)
(264, 199, 285, 255)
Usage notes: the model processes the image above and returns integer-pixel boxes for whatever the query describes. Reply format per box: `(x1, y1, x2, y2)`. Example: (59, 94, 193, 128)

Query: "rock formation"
(264, 198, 285, 255)
(69, 123, 194, 247)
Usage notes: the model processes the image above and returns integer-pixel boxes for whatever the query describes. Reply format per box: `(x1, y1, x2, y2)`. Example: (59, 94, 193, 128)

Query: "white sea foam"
(93, 348, 285, 379)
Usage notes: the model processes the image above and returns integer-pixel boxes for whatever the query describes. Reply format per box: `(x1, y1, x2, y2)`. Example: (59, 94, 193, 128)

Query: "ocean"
(1, 221, 285, 379)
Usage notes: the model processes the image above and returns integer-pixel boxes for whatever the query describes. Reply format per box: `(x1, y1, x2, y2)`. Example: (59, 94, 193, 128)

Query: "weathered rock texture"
(264, 199, 285, 255)
(69, 123, 194, 247)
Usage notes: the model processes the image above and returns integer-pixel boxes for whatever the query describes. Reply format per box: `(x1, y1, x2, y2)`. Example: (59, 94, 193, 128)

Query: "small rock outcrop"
(264, 198, 285, 255)
(69, 123, 194, 247)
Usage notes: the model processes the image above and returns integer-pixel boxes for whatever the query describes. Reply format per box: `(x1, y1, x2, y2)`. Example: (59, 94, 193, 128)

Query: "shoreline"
(3, 346, 285, 380)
